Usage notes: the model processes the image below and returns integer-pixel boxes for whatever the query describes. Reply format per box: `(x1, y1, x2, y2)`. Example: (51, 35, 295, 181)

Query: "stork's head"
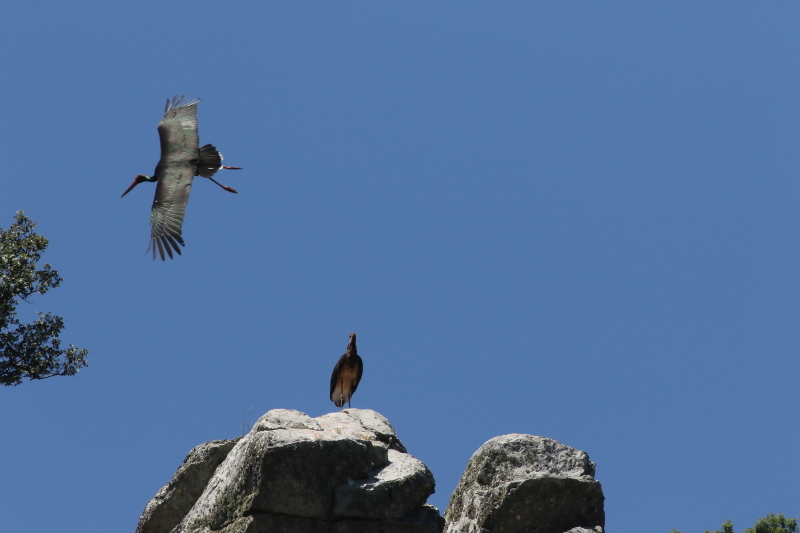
(347, 333, 357, 351)
(120, 174, 156, 197)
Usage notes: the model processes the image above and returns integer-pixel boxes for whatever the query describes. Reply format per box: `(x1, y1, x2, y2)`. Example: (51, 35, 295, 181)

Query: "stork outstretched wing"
(148, 96, 200, 260)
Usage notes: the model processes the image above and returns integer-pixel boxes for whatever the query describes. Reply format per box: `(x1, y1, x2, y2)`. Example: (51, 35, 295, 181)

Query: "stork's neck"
(120, 174, 158, 198)
(347, 341, 357, 355)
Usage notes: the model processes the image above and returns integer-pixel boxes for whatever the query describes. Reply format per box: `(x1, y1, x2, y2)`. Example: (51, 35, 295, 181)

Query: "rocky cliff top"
(136, 408, 441, 533)
(135, 411, 604, 533)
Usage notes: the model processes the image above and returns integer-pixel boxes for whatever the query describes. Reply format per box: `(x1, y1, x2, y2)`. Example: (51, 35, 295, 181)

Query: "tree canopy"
(672, 514, 799, 533)
(743, 514, 799, 533)
(0, 212, 88, 386)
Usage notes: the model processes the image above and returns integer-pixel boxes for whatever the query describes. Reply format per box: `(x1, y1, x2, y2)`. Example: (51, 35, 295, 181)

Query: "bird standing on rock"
(121, 95, 242, 260)
(330, 333, 363, 411)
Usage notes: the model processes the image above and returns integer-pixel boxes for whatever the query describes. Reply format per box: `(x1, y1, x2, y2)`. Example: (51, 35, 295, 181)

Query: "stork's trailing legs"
(205, 166, 242, 193)
(208, 176, 238, 193)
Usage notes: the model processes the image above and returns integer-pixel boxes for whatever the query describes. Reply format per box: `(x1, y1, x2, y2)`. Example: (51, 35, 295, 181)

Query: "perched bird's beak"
(120, 175, 146, 198)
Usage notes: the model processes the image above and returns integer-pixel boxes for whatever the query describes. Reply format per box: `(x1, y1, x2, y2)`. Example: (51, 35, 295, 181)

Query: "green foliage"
(744, 514, 799, 533)
(704, 520, 735, 533)
(672, 514, 798, 533)
(0, 212, 88, 386)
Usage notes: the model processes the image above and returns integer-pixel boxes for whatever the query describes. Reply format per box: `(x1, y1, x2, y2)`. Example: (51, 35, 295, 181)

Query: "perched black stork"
(121, 95, 242, 260)
(330, 333, 364, 411)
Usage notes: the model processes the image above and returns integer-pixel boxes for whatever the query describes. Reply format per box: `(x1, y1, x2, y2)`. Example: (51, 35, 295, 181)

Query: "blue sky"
(1, 2, 798, 532)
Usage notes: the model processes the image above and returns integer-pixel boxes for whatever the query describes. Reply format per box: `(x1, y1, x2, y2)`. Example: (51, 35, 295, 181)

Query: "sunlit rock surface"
(443, 434, 604, 533)
(135, 409, 442, 533)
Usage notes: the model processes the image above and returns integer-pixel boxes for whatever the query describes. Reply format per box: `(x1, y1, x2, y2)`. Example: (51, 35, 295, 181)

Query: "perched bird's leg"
(208, 176, 238, 193)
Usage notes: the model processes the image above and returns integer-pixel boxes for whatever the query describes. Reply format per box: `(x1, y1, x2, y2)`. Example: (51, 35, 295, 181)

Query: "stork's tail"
(195, 144, 223, 178)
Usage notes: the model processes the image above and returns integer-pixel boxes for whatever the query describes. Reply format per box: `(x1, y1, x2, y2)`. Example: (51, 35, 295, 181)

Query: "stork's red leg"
(208, 176, 238, 193)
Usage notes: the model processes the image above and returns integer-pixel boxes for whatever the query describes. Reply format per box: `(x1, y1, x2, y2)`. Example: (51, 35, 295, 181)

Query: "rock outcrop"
(135, 409, 443, 533)
(136, 439, 242, 533)
(444, 434, 604, 533)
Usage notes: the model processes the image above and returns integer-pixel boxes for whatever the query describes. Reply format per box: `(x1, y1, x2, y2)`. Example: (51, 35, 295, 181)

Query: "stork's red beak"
(120, 176, 145, 198)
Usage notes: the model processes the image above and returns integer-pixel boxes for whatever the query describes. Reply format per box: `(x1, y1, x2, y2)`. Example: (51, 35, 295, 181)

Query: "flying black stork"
(121, 95, 242, 260)
(330, 333, 364, 411)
